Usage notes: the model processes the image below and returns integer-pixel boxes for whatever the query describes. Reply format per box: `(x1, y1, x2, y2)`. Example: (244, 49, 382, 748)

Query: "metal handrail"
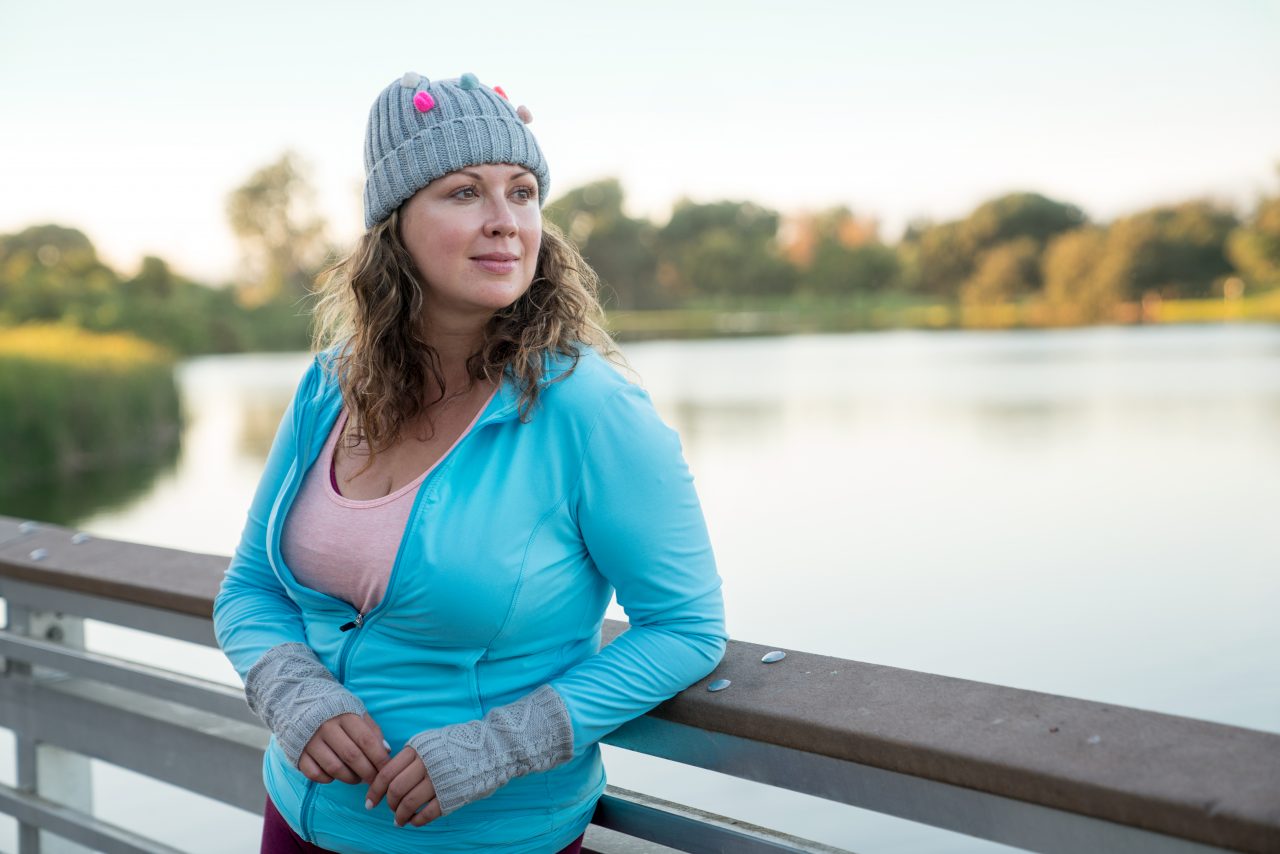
(1, 514, 1277, 854)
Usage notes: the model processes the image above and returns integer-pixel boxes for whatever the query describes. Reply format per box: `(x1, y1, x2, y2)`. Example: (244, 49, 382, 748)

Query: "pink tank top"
(281, 392, 495, 614)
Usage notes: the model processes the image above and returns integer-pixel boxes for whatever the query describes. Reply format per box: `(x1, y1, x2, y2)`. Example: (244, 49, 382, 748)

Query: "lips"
(472, 252, 519, 274)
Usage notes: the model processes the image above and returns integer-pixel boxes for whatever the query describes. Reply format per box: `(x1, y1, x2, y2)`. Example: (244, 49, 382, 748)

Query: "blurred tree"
(128, 255, 177, 299)
(1041, 227, 1118, 321)
(544, 179, 662, 309)
(808, 243, 901, 295)
(1226, 172, 1280, 291)
(1099, 201, 1237, 299)
(902, 193, 1085, 298)
(960, 237, 1041, 305)
(226, 151, 330, 306)
(656, 199, 796, 300)
(960, 192, 1087, 250)
(783, 207, 879, 266)
(900, 219, 968, 297)
(0, 222, 311, 354)
(108, 257, 249, 353)
(0, 225, 119, 324)
(784, 207, 898, 294)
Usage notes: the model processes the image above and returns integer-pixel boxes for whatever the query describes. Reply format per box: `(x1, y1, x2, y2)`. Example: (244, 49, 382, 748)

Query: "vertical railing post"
(15, 735, 39, 854)
(6, 602, 40, 854)
(5, 602, 94, 854)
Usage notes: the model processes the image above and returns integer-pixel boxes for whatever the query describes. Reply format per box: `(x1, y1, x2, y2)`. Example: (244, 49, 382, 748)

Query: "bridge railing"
(0, 515, 1276, 854)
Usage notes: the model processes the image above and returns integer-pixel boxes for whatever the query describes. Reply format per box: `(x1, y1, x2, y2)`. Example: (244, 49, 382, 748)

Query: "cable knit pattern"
(244, 642, 368, 768)
(409, 684, 574, 815)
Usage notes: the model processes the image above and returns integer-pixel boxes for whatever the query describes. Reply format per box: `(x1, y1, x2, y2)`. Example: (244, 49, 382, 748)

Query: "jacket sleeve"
(550, 380, 728, 754)
(213, 358, 316, 682)
(409, 380, 726, 814)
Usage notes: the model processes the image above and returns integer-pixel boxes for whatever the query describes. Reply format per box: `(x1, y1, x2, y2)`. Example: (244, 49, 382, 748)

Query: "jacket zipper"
(294, 392, 514, 843)
(335, 610, 363, 681)
(299, 606, 364, 843)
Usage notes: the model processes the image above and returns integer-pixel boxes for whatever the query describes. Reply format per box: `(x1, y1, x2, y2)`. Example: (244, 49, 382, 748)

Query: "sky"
(1, 0, 1277, 284)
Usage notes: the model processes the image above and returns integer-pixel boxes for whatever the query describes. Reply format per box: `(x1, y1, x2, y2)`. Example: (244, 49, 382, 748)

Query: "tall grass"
(0, 324, 182, 491)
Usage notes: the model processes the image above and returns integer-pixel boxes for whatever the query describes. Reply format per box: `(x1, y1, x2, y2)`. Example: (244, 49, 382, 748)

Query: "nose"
(484, 196, 518, 237)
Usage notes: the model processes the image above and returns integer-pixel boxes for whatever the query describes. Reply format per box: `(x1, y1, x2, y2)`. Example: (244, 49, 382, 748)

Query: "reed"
(0, 324, 181, 490)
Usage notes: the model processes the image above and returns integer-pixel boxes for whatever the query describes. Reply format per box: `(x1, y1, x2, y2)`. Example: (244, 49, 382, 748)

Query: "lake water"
(3, 324, 1278, 853)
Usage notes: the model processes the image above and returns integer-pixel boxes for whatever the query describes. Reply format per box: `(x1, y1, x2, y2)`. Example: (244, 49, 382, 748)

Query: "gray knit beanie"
(362, 71, 549, 230)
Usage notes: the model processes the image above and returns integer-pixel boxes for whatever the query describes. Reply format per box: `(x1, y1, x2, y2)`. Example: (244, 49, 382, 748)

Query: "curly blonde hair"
(311, 212, 617, 466)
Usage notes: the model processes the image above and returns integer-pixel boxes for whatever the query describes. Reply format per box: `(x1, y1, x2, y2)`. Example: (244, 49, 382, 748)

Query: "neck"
(421, 317, 489, 393)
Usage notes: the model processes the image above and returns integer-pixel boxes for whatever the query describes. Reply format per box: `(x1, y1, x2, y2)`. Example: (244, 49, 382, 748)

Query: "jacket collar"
(311, 341, 587, 430)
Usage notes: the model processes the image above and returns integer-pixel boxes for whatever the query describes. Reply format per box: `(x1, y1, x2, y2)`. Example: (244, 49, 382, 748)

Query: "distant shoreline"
(605, 292, 1280, 341)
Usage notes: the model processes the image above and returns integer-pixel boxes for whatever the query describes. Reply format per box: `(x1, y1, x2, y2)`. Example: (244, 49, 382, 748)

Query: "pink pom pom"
(413, 91, 436, 113)
(493, 85, 508, 100)
(516, 105, 533, 124)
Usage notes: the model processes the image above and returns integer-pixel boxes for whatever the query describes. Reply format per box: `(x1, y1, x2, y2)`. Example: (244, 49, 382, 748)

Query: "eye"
(511, 185, 536, 202)
(450, 185, 479, 200)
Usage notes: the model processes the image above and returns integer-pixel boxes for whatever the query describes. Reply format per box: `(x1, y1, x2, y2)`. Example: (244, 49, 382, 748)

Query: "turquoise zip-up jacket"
(212, 345, 727, 853)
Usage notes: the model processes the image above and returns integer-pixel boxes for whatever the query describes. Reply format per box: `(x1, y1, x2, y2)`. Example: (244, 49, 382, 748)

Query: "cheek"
(433, 225, 471, 257)
(527, 247, 542, 285)
(525, 224, 543, 260)
(516, 203, 540, 231)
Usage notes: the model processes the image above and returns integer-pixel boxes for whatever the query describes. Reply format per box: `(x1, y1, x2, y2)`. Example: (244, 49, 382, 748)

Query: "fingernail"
(365, 799, 373, 810)
(382, 739, 391, 752)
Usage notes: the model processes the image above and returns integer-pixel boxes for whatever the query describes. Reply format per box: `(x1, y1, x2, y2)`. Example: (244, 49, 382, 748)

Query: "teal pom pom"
(458, 72, 479, 90)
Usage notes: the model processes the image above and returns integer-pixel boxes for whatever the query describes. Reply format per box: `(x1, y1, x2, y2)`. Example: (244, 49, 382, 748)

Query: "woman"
(212, 71, 727, 853)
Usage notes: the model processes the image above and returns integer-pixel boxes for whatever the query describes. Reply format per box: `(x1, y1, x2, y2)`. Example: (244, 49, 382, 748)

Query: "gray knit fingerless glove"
(244, 642, 368, 767)
(409, 684, 574, 815)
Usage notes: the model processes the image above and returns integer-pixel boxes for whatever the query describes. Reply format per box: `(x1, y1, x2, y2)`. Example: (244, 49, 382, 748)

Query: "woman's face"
(399, 163, 542, 327)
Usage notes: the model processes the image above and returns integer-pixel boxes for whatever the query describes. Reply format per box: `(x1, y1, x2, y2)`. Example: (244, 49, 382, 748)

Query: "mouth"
(472, 253, 519, 274)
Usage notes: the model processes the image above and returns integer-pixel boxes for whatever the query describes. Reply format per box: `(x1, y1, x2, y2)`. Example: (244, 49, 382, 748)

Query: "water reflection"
(237, 395, 290, 459)
(0, 439, 180, 527)
(667, 398, 785, 448)
(968, 399, 1083, 443)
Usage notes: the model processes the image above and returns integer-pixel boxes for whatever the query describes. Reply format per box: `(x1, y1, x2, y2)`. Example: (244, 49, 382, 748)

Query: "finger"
(367, 749, 417, 810)
(409, 796, 443, 827)
(362, 713, 386, 747)
(395, 778, 438, 827)
(327, 723, 377, 784)
(361, 714, 391, 768)
(307, 740, 360, 786)
(298, 753, 334, 784)
(340, 715, 389, 775)
(385, 755, 427, 815)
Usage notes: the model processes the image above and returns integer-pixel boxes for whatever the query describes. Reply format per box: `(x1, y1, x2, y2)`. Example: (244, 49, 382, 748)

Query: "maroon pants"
(262, 796, 586, 854)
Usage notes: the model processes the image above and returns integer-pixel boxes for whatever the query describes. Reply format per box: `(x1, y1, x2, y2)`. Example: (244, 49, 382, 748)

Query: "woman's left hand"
(366, 747, 442, 827)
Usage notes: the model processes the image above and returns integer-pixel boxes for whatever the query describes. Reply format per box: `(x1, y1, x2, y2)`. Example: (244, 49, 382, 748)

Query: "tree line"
(0, 153, 330, 356)
(2, 153, 1277, 356)
(546, 173, 1280, 320)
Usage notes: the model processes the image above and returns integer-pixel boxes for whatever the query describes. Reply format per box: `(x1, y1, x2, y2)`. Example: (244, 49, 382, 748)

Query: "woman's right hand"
(299, 713, 391, 785)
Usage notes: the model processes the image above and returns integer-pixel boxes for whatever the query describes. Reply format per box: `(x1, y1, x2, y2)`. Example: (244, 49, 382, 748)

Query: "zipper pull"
(339, 612, 364, 632)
